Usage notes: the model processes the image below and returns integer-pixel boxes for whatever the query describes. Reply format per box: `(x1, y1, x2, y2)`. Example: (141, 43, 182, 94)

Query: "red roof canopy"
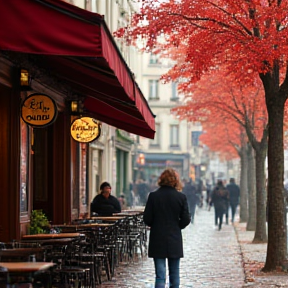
(0, 0, 155, 139)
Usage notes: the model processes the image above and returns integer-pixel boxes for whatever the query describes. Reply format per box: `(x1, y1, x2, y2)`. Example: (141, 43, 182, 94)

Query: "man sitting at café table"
(91, 182, 121, 216)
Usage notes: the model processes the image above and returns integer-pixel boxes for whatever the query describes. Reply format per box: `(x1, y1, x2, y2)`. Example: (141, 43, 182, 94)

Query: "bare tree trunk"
(239, 145, 248, 222)
(262, 73, 287, 271)
(253, 146, 267, 242)
(247, 143, 256, 231)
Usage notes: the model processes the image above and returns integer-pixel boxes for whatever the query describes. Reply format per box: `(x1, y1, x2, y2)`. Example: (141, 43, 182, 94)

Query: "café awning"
(0, 0, 155, 139)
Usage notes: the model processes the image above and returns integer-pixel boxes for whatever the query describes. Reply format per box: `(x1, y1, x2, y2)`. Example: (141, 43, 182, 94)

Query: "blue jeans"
(153, 258, 180, 288)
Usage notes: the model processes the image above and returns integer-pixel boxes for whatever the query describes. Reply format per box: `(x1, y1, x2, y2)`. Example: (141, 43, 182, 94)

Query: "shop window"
(20, 118, 29, 213)
(79, 143, 88, 206)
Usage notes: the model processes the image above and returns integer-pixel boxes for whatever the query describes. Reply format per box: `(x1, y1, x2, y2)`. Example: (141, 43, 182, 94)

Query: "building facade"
(135, 53, 191, 184)
(0, 0, 154, 241)
(72, 0, 145, 208)
(136, 52, 240, 188)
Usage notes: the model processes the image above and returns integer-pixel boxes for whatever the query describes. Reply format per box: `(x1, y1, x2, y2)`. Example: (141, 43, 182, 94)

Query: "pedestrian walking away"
(226, 178, 240, 223)
(143, 168, 190, 288)
(210, 180, 229, 231)
(182, 179, 198, 223)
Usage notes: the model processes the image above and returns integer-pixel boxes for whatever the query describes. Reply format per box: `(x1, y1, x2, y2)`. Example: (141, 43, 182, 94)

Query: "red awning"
(0, 0, 155, 139)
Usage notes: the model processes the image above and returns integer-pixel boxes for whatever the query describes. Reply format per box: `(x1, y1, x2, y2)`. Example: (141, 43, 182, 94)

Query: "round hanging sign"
(21, 93, 58, 127)
(70, 117, 101, 143)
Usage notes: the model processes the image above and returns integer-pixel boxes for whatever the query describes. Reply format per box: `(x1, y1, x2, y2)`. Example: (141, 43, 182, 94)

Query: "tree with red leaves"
(173, 68, 267, 239)
(115, 0, 288, 270)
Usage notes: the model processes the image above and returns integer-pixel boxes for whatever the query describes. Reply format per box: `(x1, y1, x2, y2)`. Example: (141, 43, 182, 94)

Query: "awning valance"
(0, 0, 155, 139)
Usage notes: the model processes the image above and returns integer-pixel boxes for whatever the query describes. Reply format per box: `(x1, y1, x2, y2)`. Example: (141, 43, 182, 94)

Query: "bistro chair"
(0, 266, 8, 288)
(74, 229, 111, 285)
(50, 239, 90, 288)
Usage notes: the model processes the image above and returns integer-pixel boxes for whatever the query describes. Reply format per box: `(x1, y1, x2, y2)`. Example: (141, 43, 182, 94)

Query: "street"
(99, 208, 245, 288)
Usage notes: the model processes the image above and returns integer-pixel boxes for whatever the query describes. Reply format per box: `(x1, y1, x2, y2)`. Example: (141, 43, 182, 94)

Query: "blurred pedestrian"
(144, 168, 190, 288)
(206, 180, 212, 209)
(195, 178, 204, 208)
(118, 194, 127, 210)
(226, 178, 240, 223)
(137, 179, 149, 206)
(183, 179, 198, 223)
(210, 180, 229, 231)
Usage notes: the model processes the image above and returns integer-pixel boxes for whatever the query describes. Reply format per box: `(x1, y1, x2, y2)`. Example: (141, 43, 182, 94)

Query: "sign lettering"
(70, 117, 101, 143)
(21, 94, 58, 127)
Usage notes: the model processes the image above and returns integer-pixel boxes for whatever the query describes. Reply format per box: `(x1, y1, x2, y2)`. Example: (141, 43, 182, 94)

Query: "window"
(170, 125, 179, 147)
(191, 131, 202, 146)
(149, 80, 159, 100)
(79, 143, 88, 206)
(85, 0, 92, 11)
(149, 53, 159, 64)
(171, 82, 179, 101)
(20, 119, 29, 213)
(150, 123, 160, 146)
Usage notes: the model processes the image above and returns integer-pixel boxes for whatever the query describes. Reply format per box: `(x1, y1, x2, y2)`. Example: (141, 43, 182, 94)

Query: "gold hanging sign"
(70, 117, 101, 143)
(21, 93, 58, 127)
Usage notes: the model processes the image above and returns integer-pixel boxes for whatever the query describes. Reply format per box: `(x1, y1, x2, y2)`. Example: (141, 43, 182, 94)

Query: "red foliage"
(115, 1, 288, 85)
(199, 120, 244, 160)
(171, 67, 267, 155)
(115, 0, 288, 154)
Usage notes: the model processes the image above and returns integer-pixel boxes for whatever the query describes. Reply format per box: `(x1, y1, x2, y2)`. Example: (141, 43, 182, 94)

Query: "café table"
(50, 223, 113, 234)
(113, 212, 143, 216)
(21, 233, 84, 247)
(0, 248, 46, 262)
(74, 223, 114, 228)
(0, 262, 55, 287)
(89, 216, 125, 221)
(53, 223, 113, 229)
(122, 208, 144, 212)
(22, 233, 82, 240)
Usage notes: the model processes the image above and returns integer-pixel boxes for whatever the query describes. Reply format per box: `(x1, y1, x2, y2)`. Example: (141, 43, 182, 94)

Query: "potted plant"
(28, 210, 50, 235)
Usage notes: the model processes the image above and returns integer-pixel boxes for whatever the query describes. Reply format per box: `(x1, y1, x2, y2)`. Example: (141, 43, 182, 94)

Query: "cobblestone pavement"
(99, 208, 245, 288)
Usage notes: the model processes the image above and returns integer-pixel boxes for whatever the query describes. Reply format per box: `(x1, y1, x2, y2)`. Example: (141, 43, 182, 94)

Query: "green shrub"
(28, 210, 50, 235)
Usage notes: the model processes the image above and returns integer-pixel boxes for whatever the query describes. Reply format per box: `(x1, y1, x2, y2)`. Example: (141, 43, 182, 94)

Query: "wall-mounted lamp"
(20, 69, 32, 91)
(70, 100, 84, 115)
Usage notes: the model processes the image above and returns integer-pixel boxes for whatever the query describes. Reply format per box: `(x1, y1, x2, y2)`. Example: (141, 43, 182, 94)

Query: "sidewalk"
(235, 222, 288, 287)
(100, 209, 245, 287)
(98, 209, 288, 287)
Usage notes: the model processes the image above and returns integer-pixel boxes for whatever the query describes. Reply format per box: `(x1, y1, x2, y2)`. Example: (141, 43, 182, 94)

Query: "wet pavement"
(236, 222, 288, 287)
(99, 208, 245, 287)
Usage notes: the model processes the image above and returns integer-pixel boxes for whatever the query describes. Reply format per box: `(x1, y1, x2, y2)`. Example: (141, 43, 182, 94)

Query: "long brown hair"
(158, 168, 182, 191)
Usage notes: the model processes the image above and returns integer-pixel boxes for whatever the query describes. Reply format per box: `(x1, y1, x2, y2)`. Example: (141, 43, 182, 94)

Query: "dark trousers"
(230, 203, 238, 222)
(214, 207, 224, 230)
(188, 202, 196, 223)
(225, 206, 229, 224)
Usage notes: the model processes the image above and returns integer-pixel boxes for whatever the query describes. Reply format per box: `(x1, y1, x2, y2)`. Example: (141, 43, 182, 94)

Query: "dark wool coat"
(226, 183, 240, 205)
(143, 185, 190, 259)
(211, 186, 229, 212)
(91, 194, 121, 216)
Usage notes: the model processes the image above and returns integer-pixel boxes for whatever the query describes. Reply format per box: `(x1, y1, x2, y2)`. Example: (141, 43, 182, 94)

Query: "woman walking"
(143, 168, 190, 288)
